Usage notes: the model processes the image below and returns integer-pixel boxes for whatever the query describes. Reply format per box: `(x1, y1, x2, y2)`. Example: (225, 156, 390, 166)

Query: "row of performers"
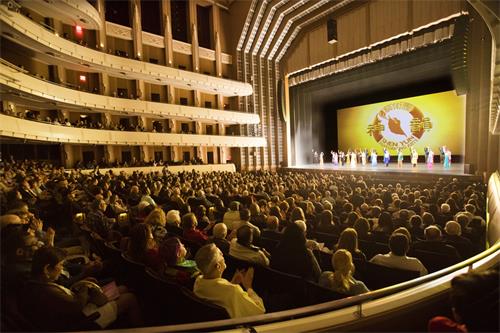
(312, 147, 452, 168)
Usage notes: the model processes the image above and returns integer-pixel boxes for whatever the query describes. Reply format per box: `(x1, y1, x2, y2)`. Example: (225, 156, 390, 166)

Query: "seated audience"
(209, 223, 231, 254)
(125, 223, 160, 267)
(319, 249, 369, 296)
(413, 226, 461, 261)
(223, 201, 241, 231)
(229, 209, 261, 240)
(370, 234, 428, 276)
(18, 246, 142, 330)
(181, 213, 209, 247)
(158, 237, 200, 287)
(271, 222, 321, 281)
(443, 221, 474, 259)
(229, 225, 270, 266)
(165, 209, 183, 236)
(334, 228, 367, 263)
(261, 216, 282, 241)
(144, 208, 168, 242)
(193, 243, 266, 318)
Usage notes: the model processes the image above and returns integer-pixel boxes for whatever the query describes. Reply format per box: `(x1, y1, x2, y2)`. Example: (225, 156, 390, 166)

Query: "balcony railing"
(0, 114, 267, 147)
(0, 4, 252, 96)
(0, 60, 260, 125)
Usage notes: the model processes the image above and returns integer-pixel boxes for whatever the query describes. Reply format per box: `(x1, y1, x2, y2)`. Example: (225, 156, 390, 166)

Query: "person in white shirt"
(370, 233, 428, 276)
(223, 201, 242, 231)
(229, 225, 270, 266)
(193, 243, 266, 318)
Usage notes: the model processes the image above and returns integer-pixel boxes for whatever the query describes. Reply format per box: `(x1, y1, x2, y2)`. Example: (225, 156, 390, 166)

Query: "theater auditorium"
(0, 0, 499, 331)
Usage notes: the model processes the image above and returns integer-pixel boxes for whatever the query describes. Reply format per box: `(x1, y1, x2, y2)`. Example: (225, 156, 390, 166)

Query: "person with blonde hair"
(318, 249, 369, 296)
(144, 208, 167, 242)
(334, 228, 367, 262)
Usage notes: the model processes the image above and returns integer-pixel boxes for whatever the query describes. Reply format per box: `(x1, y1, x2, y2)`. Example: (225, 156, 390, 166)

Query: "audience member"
(193, 243, 265, 318)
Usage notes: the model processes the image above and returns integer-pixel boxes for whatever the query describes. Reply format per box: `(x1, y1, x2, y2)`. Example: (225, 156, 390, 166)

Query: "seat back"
(222, 254, 254, 280)
(313, 232, 339, 248)
(253, 265, 307, 312)
(363, 262, 420, 290)
(120, 253, 147, 290)
(313, 249, 334, 272)
(260, 237, 279, 253)
(409, 249, 457, 273)
(179, 288, 230, 322)
(143, 268, 184, 325)
(359, 240, 389, 260)
(303, 280, 346, 306)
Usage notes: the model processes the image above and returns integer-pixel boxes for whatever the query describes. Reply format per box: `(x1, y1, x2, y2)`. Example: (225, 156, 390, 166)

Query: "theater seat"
(303, 280, 346, 305)
(362, 262, 420, 290)
(253, 265, 307, 312)
(409, 249, 459, 273)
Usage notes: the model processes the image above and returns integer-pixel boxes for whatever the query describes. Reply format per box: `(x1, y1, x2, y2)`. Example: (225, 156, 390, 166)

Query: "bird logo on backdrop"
(366, 102, 432, 150)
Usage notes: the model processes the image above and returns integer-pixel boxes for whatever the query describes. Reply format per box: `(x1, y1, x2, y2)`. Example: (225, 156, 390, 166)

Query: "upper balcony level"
(0, 60, 260, 125)
(0, 4, 253, 97)
(18, 0, 102, 30)
(0, 113, 267, 147)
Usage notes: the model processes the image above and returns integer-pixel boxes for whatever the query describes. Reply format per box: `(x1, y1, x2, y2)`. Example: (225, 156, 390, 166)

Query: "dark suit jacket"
(413, 240, 461, 261)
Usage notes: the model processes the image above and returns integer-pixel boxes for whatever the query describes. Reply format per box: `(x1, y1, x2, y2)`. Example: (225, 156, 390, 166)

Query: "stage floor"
(284, 162, 471, 177)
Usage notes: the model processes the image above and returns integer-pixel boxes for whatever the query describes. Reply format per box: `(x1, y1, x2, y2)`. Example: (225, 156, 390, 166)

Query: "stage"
(282, 162, 482, 182)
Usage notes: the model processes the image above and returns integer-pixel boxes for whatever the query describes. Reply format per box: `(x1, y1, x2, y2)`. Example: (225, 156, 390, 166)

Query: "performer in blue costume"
(383, 148, 390, 167)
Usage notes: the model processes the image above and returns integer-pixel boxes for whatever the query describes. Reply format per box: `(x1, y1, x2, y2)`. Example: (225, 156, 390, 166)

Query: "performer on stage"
(313, 150, 318, 164)
(397, 148, 404, 168)
(424, 146, 429, 164)
(351, 150, 357, 168)
(411, 147, 418, 167)
(427, 148, 434, 169)
(439, 145, 446, 164)
(333, 151, 339, 166)
(361, 149, 367, 166)
(319, 152, 324, 166)
(371, 149, 378, 167)
(444, 148, 451, 169)
(346, 150, 351, 166)
(383, 148, 390, 167)
(339, 151, 344, 166)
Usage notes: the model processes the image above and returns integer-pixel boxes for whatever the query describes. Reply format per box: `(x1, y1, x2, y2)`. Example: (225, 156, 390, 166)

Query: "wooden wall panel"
(412, 0, 464, 29)
(337, 5, 367, 55)
(308, 24, 335, 65)
(369, 0, 408, 43)
(284, 0, 466, 75)
(287, 35, 310, 74)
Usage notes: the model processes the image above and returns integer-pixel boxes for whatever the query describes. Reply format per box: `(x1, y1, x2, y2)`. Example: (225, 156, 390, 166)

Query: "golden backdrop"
(337, 90, 465, 155)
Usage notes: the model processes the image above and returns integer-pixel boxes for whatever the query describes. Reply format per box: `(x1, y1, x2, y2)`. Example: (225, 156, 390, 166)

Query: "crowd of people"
(0, 157, 493, 331)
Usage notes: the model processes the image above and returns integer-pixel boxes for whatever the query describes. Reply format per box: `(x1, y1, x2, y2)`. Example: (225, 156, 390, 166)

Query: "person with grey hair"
(209, 223, 230, 255)
(413, 225, 461, 261)
(444, 221, 473, 259)
(193, 244, 265, 318)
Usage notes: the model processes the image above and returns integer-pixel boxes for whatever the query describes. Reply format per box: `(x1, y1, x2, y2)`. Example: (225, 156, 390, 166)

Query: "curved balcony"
(0, 5, 252, 97)
(0, 114, 267, 147)
(18, 0, 102, 30)
(0, 60, 260, 125)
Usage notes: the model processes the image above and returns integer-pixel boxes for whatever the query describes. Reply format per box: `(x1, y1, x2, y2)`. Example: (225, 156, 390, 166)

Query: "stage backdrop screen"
(337, 90, 465, 155)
